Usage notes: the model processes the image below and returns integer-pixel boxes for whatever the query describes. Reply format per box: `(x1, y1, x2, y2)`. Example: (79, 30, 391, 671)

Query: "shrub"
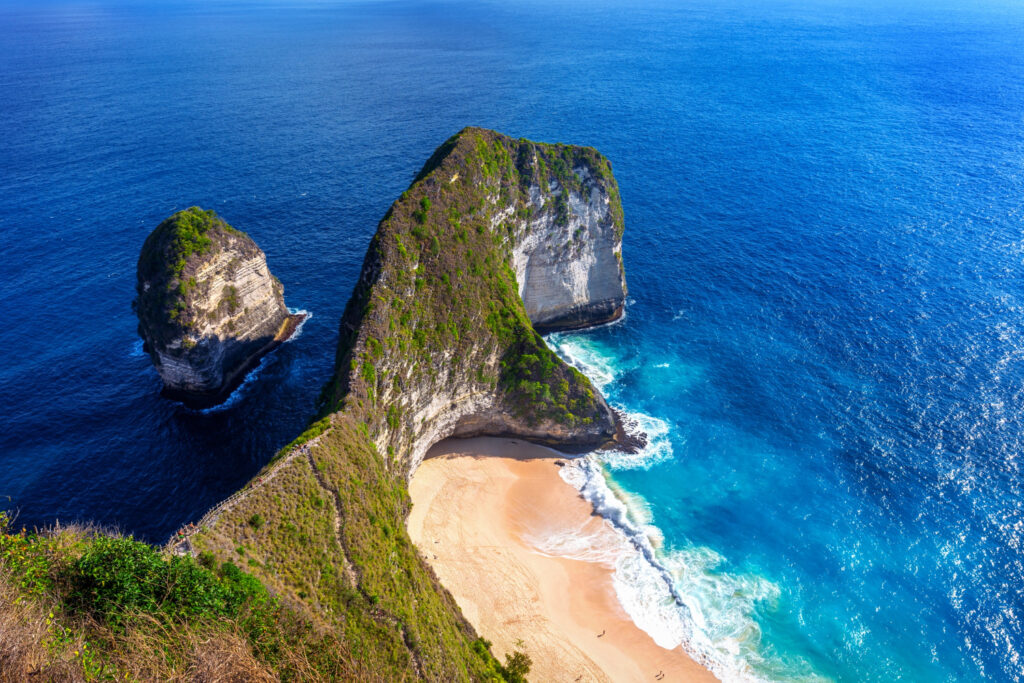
(198, 550, 216, 569)
(502, 650, 532, 682)
(68, 537, 234, 626)
(412, 196, 432, 223)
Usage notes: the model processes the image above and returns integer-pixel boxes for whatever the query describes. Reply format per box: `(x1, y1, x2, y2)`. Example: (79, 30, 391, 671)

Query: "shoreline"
(407, 437, 717, 682)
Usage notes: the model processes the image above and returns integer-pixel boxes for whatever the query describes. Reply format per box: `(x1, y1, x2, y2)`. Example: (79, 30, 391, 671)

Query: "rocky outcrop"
(135, 207, 304, 407)
(324, 127, 629, 475)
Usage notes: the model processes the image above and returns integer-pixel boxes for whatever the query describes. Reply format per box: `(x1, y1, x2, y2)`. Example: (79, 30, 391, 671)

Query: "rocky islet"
(135, 206, 305, 408)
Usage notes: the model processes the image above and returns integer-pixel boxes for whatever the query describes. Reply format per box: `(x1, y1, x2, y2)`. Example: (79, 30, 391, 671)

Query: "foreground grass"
(0, 511, 524, 681)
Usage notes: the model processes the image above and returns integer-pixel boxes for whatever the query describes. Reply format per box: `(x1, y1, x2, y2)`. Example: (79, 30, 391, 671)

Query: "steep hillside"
(189, 128, 630, 680)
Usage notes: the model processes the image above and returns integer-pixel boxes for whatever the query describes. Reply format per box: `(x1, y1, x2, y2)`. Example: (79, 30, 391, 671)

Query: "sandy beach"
(407, 437, 717, 682)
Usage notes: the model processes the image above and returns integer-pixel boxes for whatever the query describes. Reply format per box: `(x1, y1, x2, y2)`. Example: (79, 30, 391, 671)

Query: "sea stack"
(134, 207, 304, 407)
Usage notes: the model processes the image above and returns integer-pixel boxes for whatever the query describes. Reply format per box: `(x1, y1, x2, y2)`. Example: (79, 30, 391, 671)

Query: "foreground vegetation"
(0, 511, 526, 681)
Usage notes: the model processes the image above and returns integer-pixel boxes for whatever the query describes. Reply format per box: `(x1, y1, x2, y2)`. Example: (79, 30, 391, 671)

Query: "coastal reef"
(1, 128, 628, 680)
(134, 207, 305, 407)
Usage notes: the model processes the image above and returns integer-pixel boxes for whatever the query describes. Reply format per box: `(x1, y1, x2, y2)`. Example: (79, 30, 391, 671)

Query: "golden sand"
(407, 437, 717, 683)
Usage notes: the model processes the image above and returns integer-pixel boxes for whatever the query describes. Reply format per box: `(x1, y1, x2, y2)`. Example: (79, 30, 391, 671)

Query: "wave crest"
(546, 333, 624, 391)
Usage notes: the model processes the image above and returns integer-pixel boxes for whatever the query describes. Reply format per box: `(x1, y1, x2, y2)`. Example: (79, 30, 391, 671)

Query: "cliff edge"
(135, 207, 305, 407)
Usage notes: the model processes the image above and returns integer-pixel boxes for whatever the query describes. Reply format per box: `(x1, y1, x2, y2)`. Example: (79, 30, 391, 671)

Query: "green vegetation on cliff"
(325, 126, 621, 456)
(137, 206, 246, 282)
(186, 128, 621, 679)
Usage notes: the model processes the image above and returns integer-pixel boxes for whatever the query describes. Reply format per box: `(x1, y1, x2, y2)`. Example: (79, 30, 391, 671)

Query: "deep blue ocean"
(2, 0, 1024, 680)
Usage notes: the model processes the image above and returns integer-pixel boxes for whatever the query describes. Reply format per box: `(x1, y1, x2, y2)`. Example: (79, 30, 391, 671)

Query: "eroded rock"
(135, 207, 304, 407)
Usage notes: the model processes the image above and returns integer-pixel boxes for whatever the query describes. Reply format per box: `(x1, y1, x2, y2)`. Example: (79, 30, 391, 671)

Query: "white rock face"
(153, 248, 290, 395)
(136, 213, 301, 406)
(512, 167, 626, 331)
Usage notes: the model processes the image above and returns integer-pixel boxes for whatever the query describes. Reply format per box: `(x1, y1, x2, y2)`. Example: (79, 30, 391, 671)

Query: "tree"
(502, 649, 532, 682)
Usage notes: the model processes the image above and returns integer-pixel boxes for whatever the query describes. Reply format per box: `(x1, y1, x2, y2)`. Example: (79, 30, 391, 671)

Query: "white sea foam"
(601, 407, 674, 470)
(546, 333, 624, 391)
(558, 457, 814, 682)
(130, 339, 145, 358)
(192, 308, 310, 413)
(194, 352, 275, 414)
(524, 523, 623, 566)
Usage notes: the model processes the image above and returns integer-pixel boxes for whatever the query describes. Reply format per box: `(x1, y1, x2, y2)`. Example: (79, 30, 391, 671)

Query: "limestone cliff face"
(325, 128, 629, 475)
(135, 207, 303, 407)
(513, 159, 626, 331)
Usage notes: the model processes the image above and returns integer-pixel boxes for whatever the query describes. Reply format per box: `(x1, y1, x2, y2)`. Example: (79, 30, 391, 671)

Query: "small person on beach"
(597, 629, 606, 638)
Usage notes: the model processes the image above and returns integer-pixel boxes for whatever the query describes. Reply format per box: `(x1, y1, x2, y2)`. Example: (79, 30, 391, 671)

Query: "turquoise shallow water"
(2, 0, 1024, 679)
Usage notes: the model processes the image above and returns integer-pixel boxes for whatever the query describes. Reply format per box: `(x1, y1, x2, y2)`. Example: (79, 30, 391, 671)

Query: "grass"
(0, 512, 358, 681)
(192, 420, 521, 681)
(0, 509, 524, 681)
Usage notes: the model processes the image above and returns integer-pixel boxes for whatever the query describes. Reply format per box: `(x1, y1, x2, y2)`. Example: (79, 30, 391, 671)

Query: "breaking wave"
(286, 308, 312, 341)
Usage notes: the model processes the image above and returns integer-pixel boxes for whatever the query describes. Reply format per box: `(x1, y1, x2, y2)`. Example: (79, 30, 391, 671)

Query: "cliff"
(512, 157, 627, 332)
(326, 127, 628, 474)
(182, 129, 630, 679)
(135, 207, 305, 407)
